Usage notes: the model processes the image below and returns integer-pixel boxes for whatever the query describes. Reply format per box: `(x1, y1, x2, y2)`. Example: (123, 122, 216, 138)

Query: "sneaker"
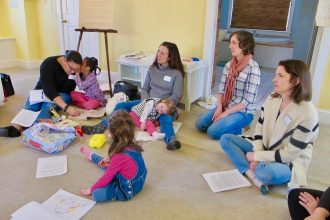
(166, 138, 181, 150)
(260, 185, 270, 195)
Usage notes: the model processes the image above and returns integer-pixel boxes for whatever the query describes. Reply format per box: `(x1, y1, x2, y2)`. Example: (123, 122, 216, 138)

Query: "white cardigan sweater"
(249, 95, 319, 188)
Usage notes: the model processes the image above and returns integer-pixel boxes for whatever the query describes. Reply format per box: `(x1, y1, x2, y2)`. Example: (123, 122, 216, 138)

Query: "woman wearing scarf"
(195, 31, 260, 140)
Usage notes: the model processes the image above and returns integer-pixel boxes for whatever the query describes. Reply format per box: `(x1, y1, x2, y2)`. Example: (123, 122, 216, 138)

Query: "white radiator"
(218, 41, 293, 69)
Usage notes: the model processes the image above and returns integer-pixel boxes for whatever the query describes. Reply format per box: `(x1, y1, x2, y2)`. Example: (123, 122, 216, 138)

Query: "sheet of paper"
(42, 189, 96, 220)
(29, 90, 53, 105)
(36, 156, 67, 179)
(11, 201, 61, 220)
(135, 131, 154, 141)
(11, 109, 41, 127)
(203, 169, 251, 193)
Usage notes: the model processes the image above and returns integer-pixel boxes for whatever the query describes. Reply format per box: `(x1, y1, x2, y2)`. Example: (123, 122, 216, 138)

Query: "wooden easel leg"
(104, 32, 113, 97)
(77, 30, 84, 51)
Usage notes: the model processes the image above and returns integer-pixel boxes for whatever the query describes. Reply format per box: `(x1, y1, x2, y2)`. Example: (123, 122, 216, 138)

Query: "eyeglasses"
(67, 61, 80, 72)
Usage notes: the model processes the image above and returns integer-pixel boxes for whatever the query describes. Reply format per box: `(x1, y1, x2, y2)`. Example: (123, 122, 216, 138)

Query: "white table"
(117, 54, 207, 111)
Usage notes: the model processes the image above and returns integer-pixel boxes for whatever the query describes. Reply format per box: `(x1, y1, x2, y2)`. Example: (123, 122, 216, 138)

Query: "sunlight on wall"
(100, 0, 206, 71)
(317, 53, 330, 110)
(36, 0, 60, 58)
(7, 0, 29, 60)
(25, 0, 40, 60)
(0, 1, 11, 37)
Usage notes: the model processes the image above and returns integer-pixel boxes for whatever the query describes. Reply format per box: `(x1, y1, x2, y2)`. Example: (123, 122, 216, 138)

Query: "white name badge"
(284, 115, 292, 126)
(164, 76, 171, 82)
(68, 75, 76, 80)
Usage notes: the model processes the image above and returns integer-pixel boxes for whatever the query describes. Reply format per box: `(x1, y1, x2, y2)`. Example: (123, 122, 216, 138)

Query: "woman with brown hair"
(82, 42, 184, 150)
(220, 60, 319, 194)
(195, 31, 261, 140)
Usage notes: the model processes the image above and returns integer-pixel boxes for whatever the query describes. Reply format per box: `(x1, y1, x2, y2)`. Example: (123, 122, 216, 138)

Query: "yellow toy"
(89, 134, 106, 148)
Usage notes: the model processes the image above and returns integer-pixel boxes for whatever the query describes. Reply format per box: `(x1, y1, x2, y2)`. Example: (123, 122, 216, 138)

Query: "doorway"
(56, 0, 99, 60)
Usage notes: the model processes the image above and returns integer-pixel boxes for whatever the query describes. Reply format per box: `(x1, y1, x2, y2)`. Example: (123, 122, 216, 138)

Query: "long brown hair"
(152, 41, 184, 78)
(272, 59, 312, 103)
(108, 110, 143, 156)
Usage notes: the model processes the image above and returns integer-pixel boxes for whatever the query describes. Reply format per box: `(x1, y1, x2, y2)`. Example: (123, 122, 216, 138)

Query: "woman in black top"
(0, 50, 82, 137)
(288, 186, 330, 220)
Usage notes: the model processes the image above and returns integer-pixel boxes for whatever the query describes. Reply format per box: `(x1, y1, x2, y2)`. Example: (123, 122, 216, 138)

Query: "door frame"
(55, 0, 99, 59)
(203, 0, 220, 98)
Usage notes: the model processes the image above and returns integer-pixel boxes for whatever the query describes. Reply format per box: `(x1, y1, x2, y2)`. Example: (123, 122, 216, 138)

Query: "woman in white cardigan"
(220, 59, 319, 195)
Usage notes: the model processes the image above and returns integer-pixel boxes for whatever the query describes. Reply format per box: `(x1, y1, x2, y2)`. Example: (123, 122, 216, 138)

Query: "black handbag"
(0, 73, 15, 97)
(113, 80, 140, 100)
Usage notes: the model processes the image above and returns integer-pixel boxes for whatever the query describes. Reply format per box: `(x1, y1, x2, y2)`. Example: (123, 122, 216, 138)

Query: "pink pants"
(129, 112, 156, 135)
(70, 91, 100, 110)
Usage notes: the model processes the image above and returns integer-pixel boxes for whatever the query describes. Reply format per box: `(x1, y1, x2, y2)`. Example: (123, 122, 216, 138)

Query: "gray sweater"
(141, 64, 183, 105)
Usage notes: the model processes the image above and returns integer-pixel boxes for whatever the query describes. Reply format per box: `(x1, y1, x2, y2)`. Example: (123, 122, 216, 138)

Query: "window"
(227, 0, 295, 37)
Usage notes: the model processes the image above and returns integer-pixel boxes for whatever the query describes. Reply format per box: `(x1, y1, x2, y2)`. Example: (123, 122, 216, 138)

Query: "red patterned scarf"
(222, 54, 252, 110)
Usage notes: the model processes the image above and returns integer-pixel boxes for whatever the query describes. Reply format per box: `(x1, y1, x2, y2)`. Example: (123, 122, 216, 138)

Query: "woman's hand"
(299, 192, 320, 215)
(66, 106, 80, 116)
(246, 152, 254, 162)
(80, 188, 91, 196)
(212, 108, 223, 122)
(249, 161, 259, 172)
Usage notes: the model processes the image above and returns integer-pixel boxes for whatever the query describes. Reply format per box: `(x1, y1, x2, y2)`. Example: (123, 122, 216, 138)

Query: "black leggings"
(287, 188, 328, 220)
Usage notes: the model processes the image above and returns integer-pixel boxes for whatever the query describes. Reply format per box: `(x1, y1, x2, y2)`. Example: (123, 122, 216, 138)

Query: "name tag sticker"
(284, 115, 292, 126)
(164, 76, 171, 82)
(68, 75, 76, 80)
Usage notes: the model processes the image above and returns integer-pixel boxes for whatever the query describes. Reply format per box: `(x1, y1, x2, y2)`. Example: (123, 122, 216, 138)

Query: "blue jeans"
(25, 93, 71, 119)
(195, 108, 253, 140)
(103, 100, 176, 144)
(220, 134, 291, 186)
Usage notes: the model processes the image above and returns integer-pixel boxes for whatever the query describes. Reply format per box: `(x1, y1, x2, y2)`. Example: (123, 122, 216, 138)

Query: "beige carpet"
(0, 68, 329, 220)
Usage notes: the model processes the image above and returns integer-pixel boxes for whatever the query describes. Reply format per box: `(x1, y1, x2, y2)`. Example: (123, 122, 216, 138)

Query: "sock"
(82, 120, 109, 135)
(152, 131, 165, 140)
(80, 146, 92, 160)
(0, 126, 21, 137)
(245, 169, 263, 188)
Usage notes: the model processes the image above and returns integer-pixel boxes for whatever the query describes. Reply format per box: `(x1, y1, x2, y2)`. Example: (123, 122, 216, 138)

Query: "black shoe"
(260, 185, 270, 195)
(166, 138, 181, 150)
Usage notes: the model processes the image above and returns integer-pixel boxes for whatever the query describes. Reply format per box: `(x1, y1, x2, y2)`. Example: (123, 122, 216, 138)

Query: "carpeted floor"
(0, 67, 329, 220)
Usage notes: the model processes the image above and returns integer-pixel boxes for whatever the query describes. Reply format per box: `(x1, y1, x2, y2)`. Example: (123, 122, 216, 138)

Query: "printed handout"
(11, 109, 41, 127)
(36, 155, 67, 179)
(203, 169, 251, 193)
(29, 90, 53, 105)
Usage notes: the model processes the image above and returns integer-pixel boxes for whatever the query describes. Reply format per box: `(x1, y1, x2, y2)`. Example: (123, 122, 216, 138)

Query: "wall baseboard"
(0, 59, 18, 69)
(318, 109, 330, 125)
(17, 60, 42, 69)
(0, 59, 42, 70)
